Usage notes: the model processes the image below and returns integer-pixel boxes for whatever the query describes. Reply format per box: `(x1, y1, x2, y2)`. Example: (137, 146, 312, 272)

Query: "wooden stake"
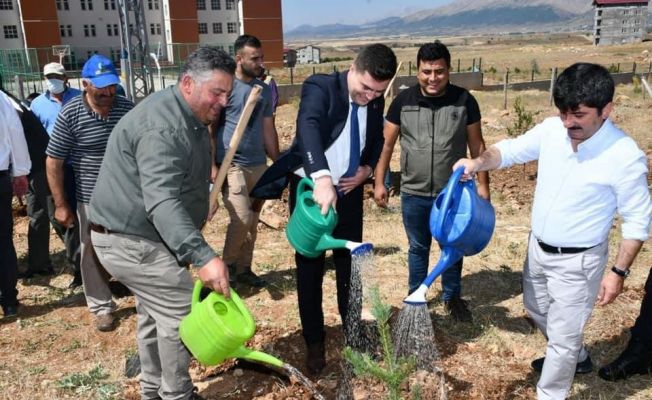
(208, 84, 262, 217)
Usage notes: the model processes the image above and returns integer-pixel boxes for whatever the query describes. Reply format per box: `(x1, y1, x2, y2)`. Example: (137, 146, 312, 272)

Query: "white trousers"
(523, 233, 608, 400)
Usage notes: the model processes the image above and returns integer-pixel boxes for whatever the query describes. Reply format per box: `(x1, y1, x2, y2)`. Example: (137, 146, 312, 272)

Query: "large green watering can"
(286, 178, 373, 258)
(179, 281, 284, 368)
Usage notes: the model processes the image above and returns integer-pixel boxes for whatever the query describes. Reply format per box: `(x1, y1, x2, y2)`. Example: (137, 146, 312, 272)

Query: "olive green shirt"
(89, 85, 216, 267)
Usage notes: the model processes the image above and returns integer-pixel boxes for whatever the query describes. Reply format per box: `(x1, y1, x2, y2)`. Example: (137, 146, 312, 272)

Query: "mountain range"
(285, 0, 649, 39)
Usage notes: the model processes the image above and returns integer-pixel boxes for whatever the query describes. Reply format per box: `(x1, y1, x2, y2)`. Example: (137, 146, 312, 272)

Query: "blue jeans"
(401, 193, 463, 299)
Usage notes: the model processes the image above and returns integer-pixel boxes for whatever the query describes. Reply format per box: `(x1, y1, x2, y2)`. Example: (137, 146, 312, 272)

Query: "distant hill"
(285, 0, 648, 39)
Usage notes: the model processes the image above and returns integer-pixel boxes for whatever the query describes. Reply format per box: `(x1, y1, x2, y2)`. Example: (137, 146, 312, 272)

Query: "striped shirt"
(46, 93, 134, 204)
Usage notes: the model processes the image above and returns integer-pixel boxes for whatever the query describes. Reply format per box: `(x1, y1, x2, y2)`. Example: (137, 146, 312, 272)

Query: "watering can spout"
(346, 241, 373, 256)
(404, 284, 428, 305)
(230, 346, 285, 368)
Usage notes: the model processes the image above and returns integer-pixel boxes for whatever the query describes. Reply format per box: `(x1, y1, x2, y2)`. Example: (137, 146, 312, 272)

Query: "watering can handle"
(434, 167, 466, 239)
(296, 177, 336, 225)
(191, 280, 203, 312)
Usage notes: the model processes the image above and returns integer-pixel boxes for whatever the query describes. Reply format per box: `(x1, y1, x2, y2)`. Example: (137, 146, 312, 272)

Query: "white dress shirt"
(295, 96, 368, 184)
(0, 91, 31, 176)
(495, 117, 651, 247)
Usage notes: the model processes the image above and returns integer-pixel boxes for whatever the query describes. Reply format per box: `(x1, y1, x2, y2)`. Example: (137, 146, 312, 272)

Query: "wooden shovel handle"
(208, 84, 263, 213)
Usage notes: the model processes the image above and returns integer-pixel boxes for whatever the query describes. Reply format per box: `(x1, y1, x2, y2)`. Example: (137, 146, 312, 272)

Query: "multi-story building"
(296, 44, 320, 64)
(0, 0, 282, 68)
(593, 0, 649, 45)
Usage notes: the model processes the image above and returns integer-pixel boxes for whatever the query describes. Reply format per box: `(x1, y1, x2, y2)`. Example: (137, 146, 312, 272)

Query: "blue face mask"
(46, 78, 65, 95)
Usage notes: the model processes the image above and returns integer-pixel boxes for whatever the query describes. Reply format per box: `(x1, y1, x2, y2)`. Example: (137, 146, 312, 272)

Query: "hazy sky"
(282, 0, 453, 31)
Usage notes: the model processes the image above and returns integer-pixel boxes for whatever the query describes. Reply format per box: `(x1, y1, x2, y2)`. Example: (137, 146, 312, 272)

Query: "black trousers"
(631, 267, 652, 344)
(26, 169, 80, 272)
(289, 175, 363, 345)
(0, 173, 18, 308)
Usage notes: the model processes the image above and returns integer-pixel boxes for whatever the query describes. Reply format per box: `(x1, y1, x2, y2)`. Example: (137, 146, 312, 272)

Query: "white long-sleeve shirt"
(0, 91, 31, 176)
(495, 117, 651, 247)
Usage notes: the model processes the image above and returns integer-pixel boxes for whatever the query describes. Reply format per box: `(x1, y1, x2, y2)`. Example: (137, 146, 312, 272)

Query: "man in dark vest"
(373, 41, 490, 322)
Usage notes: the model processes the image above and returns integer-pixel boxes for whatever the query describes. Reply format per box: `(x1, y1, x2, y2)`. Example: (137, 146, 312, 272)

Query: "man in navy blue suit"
(252, 43, 397, 375)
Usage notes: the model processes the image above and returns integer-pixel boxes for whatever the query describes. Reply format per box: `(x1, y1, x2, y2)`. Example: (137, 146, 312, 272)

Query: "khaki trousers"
(77, 203, 115, 315)
(523, 233, 608, 400)
(221, 163, 267, 273)
(91, 230, 194, 400)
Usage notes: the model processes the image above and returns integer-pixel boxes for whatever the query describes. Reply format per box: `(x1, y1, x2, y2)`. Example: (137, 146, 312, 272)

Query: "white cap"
(43, 62, 65, 76)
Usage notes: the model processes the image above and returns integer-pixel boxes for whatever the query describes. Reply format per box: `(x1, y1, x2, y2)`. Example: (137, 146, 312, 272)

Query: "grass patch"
(56, 365, 120, 399)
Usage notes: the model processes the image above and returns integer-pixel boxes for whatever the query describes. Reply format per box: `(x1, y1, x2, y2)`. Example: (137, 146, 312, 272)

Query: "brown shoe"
(95, 313, 116, 332)
(306, 342, 325, 375)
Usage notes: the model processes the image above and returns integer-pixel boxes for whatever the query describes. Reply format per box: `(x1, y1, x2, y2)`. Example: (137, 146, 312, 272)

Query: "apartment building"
(593, 0, 649, 45)
(0, 0, 282, 68)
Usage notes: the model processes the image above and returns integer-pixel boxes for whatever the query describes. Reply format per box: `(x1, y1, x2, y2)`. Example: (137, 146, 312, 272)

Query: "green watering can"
(179, 281, 284, 368)
(286, 178, 373, 258)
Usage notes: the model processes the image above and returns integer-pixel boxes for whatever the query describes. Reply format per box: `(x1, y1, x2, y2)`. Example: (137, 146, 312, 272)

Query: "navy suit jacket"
(251, 71, 385, 199)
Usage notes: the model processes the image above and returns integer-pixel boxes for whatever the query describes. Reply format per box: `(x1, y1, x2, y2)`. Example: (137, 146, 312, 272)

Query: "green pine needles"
(343, 286, 419, 400)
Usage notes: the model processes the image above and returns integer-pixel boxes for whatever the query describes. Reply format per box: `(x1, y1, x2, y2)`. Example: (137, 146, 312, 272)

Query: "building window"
(84, 24, 96, 37)
(110, 49, 121, 63)
(0, 0, 13, 10)
(622, 27, 627, 33)
(225, 0, 234, 10)
(212, 22, 222, 34)
(228, 45, 234, 56)
(197, 0, 205, 10)
(56, 0, 69, 10)
(60, 24, 73, 37)
(147, 0, 159, 10)
(211, 0, 220, 10)
(81, 0, 93, 11)
(150, 23, 161, 35)
(227, 22, 237, 33)
(3, 25, 18, 39)
(87, 50, 98, 60)
(104, 0, 115, 10)
(107, 24, 119, 36)
(198, 22, 207, 34)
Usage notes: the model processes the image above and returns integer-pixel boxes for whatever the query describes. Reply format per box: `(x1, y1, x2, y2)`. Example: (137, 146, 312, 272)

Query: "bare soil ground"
(2, 41, 652, 399)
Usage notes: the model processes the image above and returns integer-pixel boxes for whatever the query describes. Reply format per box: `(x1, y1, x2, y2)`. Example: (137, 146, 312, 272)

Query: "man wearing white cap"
(46, 54, 134, 332)
(26, 62, 82, 286)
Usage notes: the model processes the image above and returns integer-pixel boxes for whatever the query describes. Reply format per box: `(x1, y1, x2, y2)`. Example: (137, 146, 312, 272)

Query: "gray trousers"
(77, 204, 115, 315)
(91, 230, 195, 400)
(26, 169, 80, 272)
(523, 233, 607, 400)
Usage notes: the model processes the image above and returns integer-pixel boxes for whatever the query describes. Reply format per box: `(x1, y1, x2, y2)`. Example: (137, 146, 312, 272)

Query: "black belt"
(0, 170, 8, 177)
(536, 239, 594, 255)
(89, 223, 112, 234)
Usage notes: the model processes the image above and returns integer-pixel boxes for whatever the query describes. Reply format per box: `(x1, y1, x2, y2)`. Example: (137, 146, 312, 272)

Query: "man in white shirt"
(0, 90, 31, 317)
(453, 63, 651, 400)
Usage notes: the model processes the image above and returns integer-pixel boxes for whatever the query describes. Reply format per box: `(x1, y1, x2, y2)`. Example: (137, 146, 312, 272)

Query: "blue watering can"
(404, 167, 495, 305)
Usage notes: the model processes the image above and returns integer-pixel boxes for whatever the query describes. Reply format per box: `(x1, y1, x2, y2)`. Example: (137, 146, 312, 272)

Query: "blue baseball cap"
(82, 54, 120, 88)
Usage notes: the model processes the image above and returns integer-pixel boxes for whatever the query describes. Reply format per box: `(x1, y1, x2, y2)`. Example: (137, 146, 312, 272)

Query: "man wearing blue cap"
(46, 54, 134, 332)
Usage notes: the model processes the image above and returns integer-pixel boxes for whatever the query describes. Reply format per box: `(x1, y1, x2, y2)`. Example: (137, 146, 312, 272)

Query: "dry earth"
(2, 43, 652, 399)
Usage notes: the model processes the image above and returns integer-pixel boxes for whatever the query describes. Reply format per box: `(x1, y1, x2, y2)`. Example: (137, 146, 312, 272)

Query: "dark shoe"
(531, 355, 593, 374)
(68, 270, 83, 289)
(95, 313, 116, 332)
(598, 339, 652, 381)
(306, 342, 326, 375)
(2, 303, 19, 318)
(444, 297, 472, 322)
(236, 270, 267, 287)
(190, 386, 206, 399)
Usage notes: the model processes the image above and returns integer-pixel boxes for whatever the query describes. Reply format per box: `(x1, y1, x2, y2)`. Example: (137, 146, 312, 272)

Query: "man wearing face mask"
(26, 63, 82, 286)
(46, 55, 134, 332)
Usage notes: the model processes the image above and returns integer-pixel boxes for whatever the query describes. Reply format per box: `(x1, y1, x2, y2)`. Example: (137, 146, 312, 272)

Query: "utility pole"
(117, 0, 154, 102)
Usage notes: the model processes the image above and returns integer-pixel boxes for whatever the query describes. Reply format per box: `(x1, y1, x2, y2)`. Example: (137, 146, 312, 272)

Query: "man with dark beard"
(46, 54, 134, 332)
(212, 34, 279, 287)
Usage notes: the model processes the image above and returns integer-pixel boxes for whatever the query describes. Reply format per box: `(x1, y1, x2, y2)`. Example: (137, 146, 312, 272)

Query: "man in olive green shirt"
(89, 47, 235, 400)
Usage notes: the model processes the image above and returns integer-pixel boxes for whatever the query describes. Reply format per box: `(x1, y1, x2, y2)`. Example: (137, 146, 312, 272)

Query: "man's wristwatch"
(611, 266, 630, 278)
